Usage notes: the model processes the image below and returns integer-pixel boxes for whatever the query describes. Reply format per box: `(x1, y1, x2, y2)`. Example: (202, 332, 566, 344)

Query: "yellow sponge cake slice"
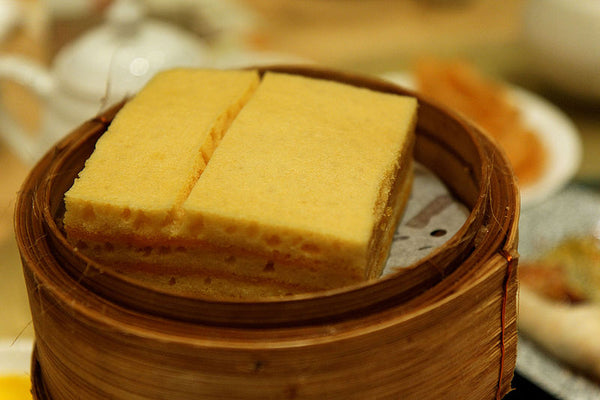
(63, 69, 417, 297)
(63, 68, 260, 241)
(181, 72, 416, 287)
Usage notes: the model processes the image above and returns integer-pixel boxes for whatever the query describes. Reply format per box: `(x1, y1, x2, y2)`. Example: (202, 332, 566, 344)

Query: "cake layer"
(63, 69, 260, 240)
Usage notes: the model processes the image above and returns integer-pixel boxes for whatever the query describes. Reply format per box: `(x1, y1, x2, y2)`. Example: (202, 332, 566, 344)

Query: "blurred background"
(0, 0, 599, 398)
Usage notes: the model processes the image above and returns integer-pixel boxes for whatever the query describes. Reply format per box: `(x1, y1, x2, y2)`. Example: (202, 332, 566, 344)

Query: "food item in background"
(414, 58, 546, 186)
(520, 236, 600, 303)
(63, 69, 417, 298)
(518, 261, 585, 303)
(519, 236, 600, 380)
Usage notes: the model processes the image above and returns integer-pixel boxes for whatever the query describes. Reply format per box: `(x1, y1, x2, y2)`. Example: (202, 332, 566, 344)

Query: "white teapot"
(0, 0, 211, 163)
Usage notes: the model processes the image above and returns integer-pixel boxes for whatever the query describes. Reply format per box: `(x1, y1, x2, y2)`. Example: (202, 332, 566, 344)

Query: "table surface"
(1, 0, 599, 397)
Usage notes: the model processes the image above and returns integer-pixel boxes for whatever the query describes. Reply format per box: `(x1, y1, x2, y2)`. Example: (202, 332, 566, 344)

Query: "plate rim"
(0, 338, 33, 374)
(381, 71, 582, 208)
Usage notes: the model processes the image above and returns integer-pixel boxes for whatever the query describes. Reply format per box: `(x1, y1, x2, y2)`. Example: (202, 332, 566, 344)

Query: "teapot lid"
(53, 0, 211, 103)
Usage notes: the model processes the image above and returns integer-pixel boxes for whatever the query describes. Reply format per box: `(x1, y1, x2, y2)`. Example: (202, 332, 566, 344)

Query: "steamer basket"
(15, 66, 519, 399)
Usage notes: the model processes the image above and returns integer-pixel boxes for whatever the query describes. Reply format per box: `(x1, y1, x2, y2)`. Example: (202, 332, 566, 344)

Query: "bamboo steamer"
(15, 66, 520, 399)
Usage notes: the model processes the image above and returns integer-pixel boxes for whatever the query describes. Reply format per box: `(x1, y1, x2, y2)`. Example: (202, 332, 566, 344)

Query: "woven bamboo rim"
(16, 66, 520, 399)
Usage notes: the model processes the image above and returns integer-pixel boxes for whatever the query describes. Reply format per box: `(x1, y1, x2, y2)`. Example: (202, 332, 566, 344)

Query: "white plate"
(381, 71, 582, 208)
(0, 338, 32, 375)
